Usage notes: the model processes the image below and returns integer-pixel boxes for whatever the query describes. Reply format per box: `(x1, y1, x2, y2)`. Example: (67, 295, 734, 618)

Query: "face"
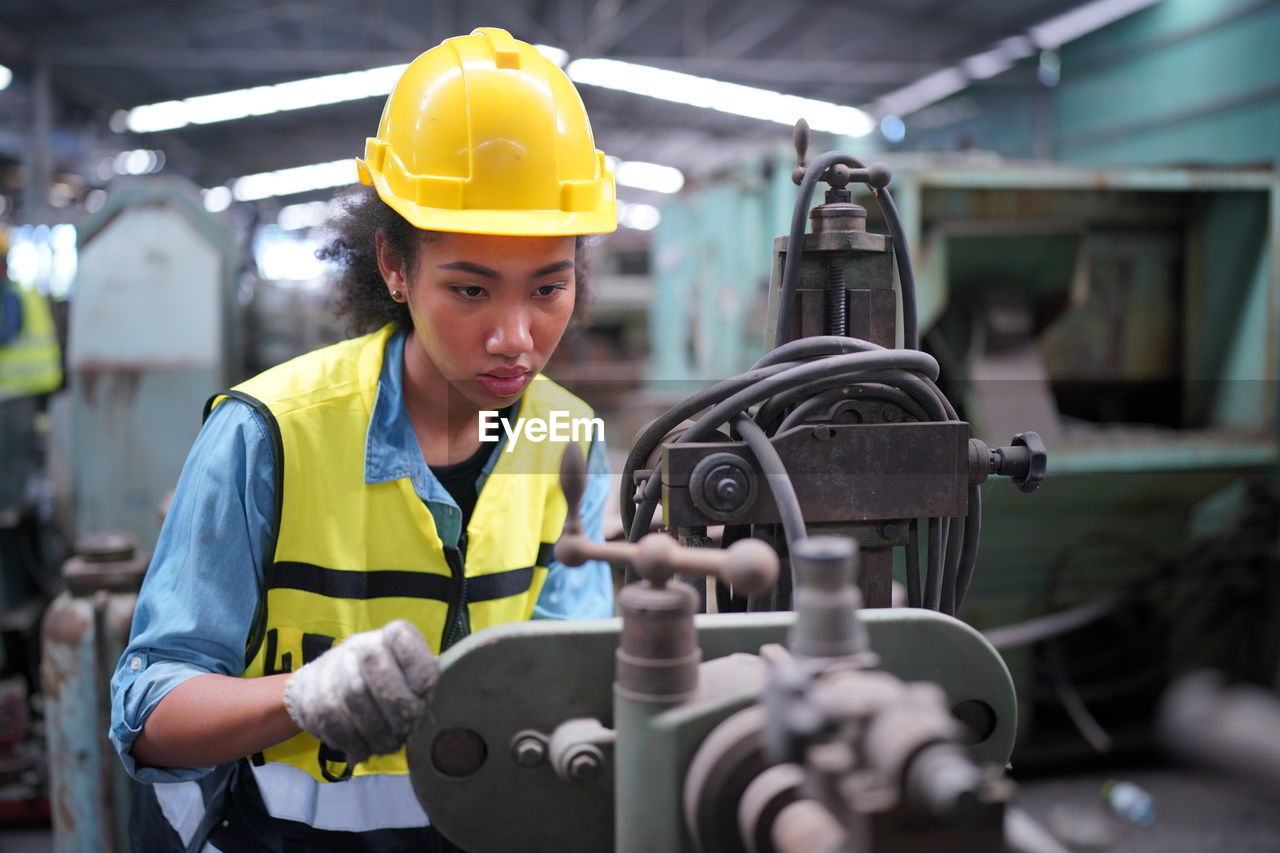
(378, 231, 577, 413)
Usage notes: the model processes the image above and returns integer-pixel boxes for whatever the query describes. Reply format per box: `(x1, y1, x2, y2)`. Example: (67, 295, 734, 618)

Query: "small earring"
(390, 289, 404, 302)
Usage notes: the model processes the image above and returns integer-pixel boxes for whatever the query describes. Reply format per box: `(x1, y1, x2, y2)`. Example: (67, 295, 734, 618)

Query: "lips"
(477, 371, 531, 397)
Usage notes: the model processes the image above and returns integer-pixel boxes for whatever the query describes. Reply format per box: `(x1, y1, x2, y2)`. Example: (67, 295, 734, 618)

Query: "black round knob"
(1011, 431, 1047, 493)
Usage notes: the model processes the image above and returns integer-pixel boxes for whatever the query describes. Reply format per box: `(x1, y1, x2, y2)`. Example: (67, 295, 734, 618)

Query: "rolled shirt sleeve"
(109, 400, 276, 783)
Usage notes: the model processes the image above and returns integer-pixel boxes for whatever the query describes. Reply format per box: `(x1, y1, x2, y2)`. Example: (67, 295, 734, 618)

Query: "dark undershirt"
(427, 405, 515, 534)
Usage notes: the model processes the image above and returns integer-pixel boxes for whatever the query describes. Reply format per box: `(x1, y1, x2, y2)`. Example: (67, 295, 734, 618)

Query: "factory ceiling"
(0, 0, 1110, 218)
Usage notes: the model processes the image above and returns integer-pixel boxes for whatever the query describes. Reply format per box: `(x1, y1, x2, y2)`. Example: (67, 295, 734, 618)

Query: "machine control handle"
(968, 432, 1048, 493)
(556, 445, 778, 594)
(1002, 432, 1047, 493)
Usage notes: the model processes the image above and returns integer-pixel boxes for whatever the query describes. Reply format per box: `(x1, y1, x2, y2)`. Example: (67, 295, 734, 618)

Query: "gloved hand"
(283, 619, 439, 766)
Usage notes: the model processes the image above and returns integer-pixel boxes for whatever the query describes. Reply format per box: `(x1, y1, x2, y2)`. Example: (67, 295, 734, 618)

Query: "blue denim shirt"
(109, 328, 614, 783)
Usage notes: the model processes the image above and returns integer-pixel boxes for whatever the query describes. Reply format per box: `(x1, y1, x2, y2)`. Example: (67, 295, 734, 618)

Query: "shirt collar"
(363, 327, 514, 502)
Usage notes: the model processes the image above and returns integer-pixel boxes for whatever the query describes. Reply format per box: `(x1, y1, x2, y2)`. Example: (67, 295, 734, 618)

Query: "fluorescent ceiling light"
(874, 68, 968, 119)
(568, 57, 874, 137)
(232, 159, 355, 201)
(609, 157, 684, 194)
(122, 44, 566, 134)
(534, 44, 569, 67)
(278, 200, 333, 230)
(202, 186, 232, 212)
(120, 65, 406, 133)
(118, 42, 873, 140)
(617, 200, 661, 231)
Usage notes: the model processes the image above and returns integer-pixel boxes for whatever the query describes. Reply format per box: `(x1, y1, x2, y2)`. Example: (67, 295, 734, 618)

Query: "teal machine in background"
(69, 177, 240, 551)
(650, 155, 1279, 745)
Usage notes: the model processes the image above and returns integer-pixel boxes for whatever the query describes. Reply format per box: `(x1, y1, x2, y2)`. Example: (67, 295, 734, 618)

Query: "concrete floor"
(1017, 766, 1280, 852)
(3, 766, 1278, 851)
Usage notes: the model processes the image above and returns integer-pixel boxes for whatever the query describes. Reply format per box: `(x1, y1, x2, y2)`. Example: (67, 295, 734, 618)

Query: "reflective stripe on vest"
(153, 781, 225, 852)
(0, 282, 61, 395)
(207, 324, 592, 786)
(151, 764, 428, 847)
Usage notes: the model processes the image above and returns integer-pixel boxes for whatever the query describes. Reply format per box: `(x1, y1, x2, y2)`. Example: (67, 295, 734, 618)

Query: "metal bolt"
(568, 751, 600, 781)
(716, 479, 740, 502)
(880, 521, 901, 540)
(881, 405, 901, 423)
(511, 735, 546, 768)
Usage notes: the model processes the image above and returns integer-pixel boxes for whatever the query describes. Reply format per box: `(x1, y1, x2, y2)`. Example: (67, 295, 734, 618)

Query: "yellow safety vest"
(0, 281, 62, 396)
(207, 324, 593, 783)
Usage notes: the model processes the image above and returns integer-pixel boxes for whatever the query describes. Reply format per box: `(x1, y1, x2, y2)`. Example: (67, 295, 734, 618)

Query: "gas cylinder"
(41, 532, 146, 853)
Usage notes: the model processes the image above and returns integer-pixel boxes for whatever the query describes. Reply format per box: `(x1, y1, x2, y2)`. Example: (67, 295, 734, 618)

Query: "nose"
(485, 307, 534, 359)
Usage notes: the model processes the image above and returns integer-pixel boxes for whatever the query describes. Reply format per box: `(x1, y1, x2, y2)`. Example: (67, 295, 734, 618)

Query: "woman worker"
(109, 27, 617, 851)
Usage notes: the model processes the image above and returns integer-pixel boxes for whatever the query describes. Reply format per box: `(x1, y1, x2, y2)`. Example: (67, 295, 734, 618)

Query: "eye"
(451, 285, 487, 300)
(534, 283, 568, 298)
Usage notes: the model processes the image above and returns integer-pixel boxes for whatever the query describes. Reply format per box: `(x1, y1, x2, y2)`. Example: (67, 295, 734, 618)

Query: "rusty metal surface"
(663, 422, 971, 527)
(41, 586, 137, 853)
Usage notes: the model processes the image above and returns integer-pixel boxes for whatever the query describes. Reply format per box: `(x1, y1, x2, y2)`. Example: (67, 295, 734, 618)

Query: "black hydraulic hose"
(756, 370, 941, 434)
(924, 516, 943, 611)
(875, 187, 919, 351)
(905, 518, 921, 608)
(621, 335, 887, 531)
(752, 334, 879, 368)
(775, 150, 865, 344)
(689, 350, 939, 445)
(734, 417, 807, 550)
(773, 154, 919, 352)
(940, 515, 963, 615)
(954, 485, 984, 609)
(627, 349, 940, 542)
(619, 360, 801, 535)
(773, 383, 931, 434)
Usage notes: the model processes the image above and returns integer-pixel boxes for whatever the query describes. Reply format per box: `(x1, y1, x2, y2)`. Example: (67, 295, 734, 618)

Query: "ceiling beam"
(471, 0, 558, 45)
(577, 0, 669, 56)
(704, 0, 799, 58)
(35, 46, 417, 72)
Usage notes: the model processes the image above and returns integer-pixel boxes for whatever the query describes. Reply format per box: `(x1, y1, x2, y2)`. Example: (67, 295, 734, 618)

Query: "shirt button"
(129, 657, 143, 671)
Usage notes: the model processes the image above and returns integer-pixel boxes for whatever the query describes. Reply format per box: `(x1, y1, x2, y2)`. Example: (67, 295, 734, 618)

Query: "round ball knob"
(722, 538, 779, 597)
(866, 162, 892, 189)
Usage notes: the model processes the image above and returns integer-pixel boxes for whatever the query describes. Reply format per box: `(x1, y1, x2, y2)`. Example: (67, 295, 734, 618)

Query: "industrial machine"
(648, 138, 1280, 752)
(409, 444, 1061, 852)
(406, 127, 1060, 852)
(623, 122, 1045, 614)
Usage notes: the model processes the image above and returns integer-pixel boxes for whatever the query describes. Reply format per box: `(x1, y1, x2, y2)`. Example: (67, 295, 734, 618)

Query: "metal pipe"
(904, 518, 921, 608)
(735, 417, 806, 549)
(954, 485, 984, 610)
(924, 517, 943, 611)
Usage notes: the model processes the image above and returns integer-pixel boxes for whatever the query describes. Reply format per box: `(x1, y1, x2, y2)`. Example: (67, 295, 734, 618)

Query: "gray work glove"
(283, 619, 439, 766)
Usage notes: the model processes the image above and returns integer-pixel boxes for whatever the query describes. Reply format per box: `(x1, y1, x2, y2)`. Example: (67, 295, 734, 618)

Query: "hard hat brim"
(364, 164, 618, 237)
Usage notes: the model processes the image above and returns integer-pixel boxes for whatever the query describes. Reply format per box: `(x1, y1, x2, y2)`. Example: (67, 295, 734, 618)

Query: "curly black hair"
(317, 186, 595, 336)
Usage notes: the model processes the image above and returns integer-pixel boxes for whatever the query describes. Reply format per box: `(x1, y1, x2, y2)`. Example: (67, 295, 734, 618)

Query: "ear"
(374, 231, 406, 294)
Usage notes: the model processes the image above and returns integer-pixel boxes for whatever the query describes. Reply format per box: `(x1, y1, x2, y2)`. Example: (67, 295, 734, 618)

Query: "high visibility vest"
(206, 324, 593, 785)
(0, 280, 62, 396)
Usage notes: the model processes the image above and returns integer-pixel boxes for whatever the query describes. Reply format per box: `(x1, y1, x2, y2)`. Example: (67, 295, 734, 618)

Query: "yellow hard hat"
(357, 27, 616, 236)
